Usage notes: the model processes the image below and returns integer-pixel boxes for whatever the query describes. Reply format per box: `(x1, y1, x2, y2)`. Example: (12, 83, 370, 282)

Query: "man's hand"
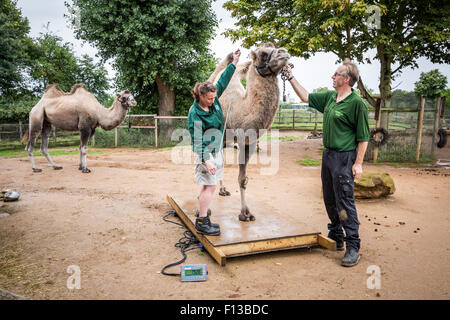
(232, 49, 241, 66)
(205, 159, 216, 175)
(352, 163, 363, 180)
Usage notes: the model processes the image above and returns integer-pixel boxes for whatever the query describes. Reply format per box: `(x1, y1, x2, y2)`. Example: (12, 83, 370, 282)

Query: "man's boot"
(195, 216, 220, 236)
(341, 248, 360, 267)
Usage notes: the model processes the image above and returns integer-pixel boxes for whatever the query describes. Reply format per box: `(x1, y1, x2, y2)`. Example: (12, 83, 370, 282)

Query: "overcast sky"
(16, 0, 450, 102)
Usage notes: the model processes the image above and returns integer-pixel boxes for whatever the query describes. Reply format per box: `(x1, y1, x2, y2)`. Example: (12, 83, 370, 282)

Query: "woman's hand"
(232, 49, 241, 66)
(205, 159, 216, 175)
(281, 65, 293, 80)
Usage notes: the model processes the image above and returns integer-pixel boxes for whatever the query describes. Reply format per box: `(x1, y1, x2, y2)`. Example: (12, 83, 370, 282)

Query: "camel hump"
(43, 84, 65, 97)
(69, 83, 88, 94)
(237, 61, 251, 77)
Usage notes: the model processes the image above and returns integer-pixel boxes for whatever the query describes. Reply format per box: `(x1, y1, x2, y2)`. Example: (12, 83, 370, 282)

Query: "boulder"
(354, 172, 395, 199)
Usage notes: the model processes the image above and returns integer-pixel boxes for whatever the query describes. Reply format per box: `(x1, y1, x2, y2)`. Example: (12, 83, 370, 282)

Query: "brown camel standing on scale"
(23, 84, 136, 173)
(209, 43, 290, 221)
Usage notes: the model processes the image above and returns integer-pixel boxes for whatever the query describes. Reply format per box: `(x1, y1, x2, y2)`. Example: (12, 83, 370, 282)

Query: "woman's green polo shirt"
(188, 63, 236, 162)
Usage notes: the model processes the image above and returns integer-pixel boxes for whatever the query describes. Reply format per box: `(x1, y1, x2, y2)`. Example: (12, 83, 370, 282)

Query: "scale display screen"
(181, 264, 207, 282)
(184, 268, 203, 276)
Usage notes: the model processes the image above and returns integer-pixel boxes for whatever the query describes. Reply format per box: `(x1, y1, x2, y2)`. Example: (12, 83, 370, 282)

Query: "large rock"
(354, 172, 395, 199)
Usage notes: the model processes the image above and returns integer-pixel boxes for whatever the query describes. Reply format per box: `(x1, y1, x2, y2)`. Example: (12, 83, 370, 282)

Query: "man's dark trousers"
(321, 148, 360, 251)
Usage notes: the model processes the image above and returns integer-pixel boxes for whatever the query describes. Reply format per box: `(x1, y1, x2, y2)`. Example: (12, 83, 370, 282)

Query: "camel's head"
(116, 90, 137, 109)
(251, 43, 290, 78)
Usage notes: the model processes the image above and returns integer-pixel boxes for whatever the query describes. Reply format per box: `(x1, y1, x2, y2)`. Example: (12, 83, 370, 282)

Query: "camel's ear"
(250, 50, 257, 61)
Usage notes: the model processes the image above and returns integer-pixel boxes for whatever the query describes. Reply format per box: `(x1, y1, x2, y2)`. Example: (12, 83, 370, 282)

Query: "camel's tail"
(21, 130, 29, 143)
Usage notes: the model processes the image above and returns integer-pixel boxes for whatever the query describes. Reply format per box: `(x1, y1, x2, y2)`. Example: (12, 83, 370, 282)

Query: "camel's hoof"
(78, 166, 82, 170)
(81, 168, 91, 173)
(239, 213, 248, 222)
(219, 188, 231, 196)
(53, 166, 63, 170)
(32, 168, 42, 173)
(248, 214, 256, 221)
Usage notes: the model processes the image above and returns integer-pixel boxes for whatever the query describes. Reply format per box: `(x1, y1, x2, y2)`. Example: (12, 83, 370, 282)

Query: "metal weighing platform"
(167, 194, 336, 266)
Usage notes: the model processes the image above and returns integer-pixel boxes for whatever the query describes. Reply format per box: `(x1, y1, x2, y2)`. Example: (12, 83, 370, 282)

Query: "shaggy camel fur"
(23, 84, 136, 173)
(209, 43, 290, 221)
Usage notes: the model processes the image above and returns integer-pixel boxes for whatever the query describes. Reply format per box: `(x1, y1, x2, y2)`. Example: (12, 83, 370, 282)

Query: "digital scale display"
(180, 264, 207, 282)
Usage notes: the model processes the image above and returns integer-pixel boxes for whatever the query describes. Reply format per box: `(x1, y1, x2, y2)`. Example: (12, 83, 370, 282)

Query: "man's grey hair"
(342, 58, 359, 87)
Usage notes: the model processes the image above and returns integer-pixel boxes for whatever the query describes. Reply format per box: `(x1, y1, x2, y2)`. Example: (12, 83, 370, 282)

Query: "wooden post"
(292, 109, 295, 129)
(91, 135, 95, 147)
(373, 98, 382, 162)
(114, 127, 118, 147)
(415, 97, 426, 162)
(431, 96, 442, 155)
(19, 121, 23, 143)
(154, 117, 158, 148)
(313, 110, 318, 134)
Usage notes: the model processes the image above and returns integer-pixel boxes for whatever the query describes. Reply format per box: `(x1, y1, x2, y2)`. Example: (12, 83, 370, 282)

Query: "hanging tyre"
(370, 128, 389, 147)
(437, 128, 447, 148)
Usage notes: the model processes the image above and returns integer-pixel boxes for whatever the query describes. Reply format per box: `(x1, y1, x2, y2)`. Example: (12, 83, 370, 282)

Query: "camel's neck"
(243, 67, 280, 129)
(98, 100, 128, 130)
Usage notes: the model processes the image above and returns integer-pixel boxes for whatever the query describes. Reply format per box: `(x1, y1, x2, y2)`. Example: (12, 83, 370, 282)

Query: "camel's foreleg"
(41, 122, 62, 170)
(79, 128, 91, 173)
(238, 142, 257, 222)
(26, 130, 41, 173)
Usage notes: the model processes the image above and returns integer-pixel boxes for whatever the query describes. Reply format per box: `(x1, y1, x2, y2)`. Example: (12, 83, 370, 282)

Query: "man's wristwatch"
(288, 76, 294, 81)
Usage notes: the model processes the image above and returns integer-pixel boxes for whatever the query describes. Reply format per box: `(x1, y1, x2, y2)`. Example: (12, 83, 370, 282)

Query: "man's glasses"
(333, 72, 347, 77)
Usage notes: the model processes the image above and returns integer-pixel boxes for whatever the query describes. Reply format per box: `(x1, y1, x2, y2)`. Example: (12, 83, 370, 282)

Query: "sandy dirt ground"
(1, 130, 450, 300)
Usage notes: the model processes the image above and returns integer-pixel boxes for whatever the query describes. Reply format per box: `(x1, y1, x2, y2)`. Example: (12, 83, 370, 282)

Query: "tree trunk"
(378, 49, 392, 130)
(155, 75, 175, 116)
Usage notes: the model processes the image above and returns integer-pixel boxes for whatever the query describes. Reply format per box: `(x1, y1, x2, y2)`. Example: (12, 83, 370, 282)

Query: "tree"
(68, 0, 218, 115)
(25, 30, 111, 102)
(77, 54, 110, 104)
(223, 0, 450, 127)
(0, 0, 31, 96)
(26, 30, 79, 93)
(414, 69, 448, 98)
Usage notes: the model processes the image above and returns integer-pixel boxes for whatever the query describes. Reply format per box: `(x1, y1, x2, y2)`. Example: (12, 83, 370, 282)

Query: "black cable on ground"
(161, 210, 202, 277)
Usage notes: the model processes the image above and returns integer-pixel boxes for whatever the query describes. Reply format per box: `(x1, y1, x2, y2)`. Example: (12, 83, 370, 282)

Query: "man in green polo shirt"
(283, 59, 369, 267)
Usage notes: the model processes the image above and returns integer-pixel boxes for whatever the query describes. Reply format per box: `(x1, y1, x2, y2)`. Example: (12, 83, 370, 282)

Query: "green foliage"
(69, 0, 219, 115)
(223, 0, 450, 107)
(391, 90, 418, 108)
(0, 0, 31, 96)
(0, 94, 39, 122)
(26, 31, 111, 102)
(26, 30, 79, 93)
(414, 69, 448, 98)
(77, 54, 111, 104)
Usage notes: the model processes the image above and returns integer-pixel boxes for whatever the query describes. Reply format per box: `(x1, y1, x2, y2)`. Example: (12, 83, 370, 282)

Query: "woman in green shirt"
(187, 49, 240, 236)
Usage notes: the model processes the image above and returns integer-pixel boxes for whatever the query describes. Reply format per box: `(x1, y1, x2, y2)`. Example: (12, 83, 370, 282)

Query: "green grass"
(0, 148, 104, 158)
(260, 135, 303, 141)
(296, 157, 321, 166)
